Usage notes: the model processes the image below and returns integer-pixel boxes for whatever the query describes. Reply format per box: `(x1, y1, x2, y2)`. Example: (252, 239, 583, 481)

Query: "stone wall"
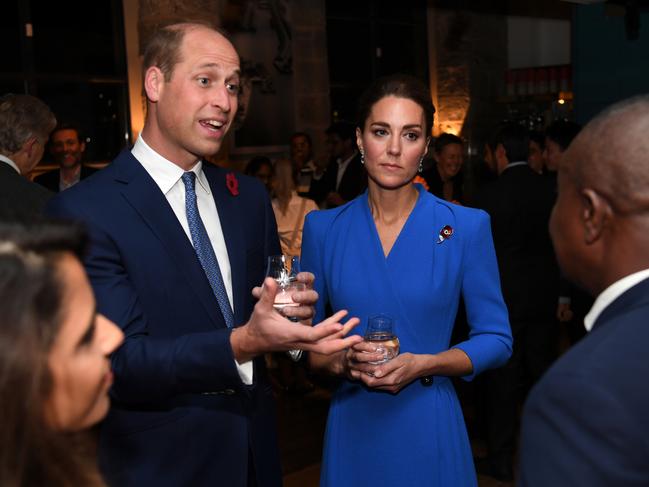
(430, 7, 507, 147)
(290, 0, 330, 165)
(132, 0, 330, 168)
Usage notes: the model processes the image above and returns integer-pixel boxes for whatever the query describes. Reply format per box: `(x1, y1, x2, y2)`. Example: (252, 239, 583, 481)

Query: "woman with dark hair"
(301, 74, 512, 486)
(421, 132, 465, 203)
(0, 221, 123, 487)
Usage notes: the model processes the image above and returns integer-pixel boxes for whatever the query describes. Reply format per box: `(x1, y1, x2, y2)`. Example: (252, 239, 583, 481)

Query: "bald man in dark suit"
(520, 96, 649, 487)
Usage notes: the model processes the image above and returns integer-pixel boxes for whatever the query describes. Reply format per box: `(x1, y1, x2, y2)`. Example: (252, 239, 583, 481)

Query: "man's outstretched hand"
(231, 277, 361, 363)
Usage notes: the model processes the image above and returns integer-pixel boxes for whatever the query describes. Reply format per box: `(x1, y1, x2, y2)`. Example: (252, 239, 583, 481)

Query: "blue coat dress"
(301, 185, 512, 486)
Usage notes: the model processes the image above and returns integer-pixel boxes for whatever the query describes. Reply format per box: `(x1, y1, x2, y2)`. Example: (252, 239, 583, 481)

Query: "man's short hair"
(529, 130, 544, 149)
(290, 132, 312, 147)
(0, 94, 56, 156)
(142, 21, 218, 82)
(434, 133, 463, 154)
(51, 122, 83, 143)
(495, 123, 530, 163)
(326, 121, 356, 142)
(545, 120, 582, 151)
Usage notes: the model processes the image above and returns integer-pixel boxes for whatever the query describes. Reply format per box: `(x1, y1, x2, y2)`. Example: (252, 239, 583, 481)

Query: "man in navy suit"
(48, 22, 360, 487)
(519, 96, 649, 486)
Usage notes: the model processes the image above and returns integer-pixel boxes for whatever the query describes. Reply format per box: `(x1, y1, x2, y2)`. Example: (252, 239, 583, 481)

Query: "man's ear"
(22, 136, 38, 158)
(582, 188, 612, 245)
(144, 66, 164, 102)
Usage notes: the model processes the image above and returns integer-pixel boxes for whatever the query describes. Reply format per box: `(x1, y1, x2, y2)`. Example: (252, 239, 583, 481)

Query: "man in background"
(0, 94, 56, 220)
(34, 123, 96, 192)
(474, 123, 559, 482)
(290, 131, 317, 195)
(520, 95, 649, 487)
(310, 121, 366, 207)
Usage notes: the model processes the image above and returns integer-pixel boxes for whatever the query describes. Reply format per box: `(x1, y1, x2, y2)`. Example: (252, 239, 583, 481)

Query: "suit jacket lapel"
(113, 151, 226, 329)
(204, 165, 247, 326)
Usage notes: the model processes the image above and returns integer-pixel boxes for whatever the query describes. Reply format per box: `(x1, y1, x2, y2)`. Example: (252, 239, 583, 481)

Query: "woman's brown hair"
(0, 220, 104, 487)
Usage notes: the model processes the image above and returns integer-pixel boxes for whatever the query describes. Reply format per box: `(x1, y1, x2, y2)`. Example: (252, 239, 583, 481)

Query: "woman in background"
(244, 156, 273, 193)
(270, 159, 319, 392)
(271, 158, 318, 258)
(302, 74, 511, 486)
(421, 132, 465, 203)
(0, 221, 123, 487)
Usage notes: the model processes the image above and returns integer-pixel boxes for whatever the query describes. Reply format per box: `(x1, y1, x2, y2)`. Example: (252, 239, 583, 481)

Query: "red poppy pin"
(437, 225, 453, 244)
(226, 172, 239, 196)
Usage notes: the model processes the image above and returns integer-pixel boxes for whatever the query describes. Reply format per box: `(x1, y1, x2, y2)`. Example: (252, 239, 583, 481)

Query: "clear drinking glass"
(364, 314, 400, 364)
(266, 255, 305, 320)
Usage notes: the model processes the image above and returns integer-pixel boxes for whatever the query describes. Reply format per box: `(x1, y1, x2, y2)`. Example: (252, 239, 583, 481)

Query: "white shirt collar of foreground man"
(584, 268, 649, 331)
(0, 154, 21, 174)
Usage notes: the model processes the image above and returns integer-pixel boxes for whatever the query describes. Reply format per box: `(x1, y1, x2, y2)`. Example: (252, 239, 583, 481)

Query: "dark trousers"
(478, 319, 559, 464)
(248, 448, 258, 487)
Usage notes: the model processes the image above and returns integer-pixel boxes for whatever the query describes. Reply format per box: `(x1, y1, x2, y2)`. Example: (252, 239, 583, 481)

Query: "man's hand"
(252, 271, 317, 323)
(232, 278, 361, 362)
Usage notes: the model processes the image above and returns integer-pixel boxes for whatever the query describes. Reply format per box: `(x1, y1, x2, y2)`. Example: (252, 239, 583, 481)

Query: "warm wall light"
(558, 98, 565, 105)
(434, 97, 470, 137)
(123, 0, 144, 143)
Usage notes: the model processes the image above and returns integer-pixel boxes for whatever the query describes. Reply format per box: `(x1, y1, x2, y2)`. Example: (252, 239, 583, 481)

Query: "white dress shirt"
(0, 154, 20, 174)
(583, 268, 649, 331)
(131, 136, 253, 384)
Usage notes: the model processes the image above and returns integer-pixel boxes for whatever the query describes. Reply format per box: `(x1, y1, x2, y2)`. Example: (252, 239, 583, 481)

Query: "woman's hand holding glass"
(347, 349, 431, 394)
(343, 315, 430, 393)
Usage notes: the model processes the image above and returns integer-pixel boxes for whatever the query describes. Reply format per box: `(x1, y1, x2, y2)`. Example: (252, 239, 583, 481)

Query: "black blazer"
(33, 164, 98, 192)
(0, 160, 53, 221)
(309, 152, 367, 206)
(474, 163, 558, 327)
(520, 276, 649, 486)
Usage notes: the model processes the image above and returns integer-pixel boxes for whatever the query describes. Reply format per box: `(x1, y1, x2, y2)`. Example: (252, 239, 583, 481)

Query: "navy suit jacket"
(519, 276, 649, 486)
(47, 150, 282, 487)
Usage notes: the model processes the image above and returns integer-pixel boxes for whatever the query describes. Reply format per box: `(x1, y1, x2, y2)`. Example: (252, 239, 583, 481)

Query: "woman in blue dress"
(301, 74, 512, 486)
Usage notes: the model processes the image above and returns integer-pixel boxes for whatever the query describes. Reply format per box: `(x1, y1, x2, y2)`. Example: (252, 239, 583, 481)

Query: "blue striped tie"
(181, 172, 235, 328)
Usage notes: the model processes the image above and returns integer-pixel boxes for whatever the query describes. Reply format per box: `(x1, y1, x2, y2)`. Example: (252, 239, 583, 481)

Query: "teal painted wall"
(574, 5, 649, 124)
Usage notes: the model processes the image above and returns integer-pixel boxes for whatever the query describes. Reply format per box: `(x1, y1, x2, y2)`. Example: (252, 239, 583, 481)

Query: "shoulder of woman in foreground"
(304, 194, 362, 228)
(426, 192, 491, 228)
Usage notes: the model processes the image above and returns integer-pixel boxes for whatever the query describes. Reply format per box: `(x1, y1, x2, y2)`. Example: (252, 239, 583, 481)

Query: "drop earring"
(360, 150, 365, 165)
(418, 157, 424, 173)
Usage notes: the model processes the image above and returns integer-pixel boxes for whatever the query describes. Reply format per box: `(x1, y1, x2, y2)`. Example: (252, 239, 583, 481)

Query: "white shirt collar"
(503, 161, 528, 172)
(131, 136, 211, 195)
(336, 150, 358, 167)
(0, 154, 20, 174)
(584, 268, 649, 331)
